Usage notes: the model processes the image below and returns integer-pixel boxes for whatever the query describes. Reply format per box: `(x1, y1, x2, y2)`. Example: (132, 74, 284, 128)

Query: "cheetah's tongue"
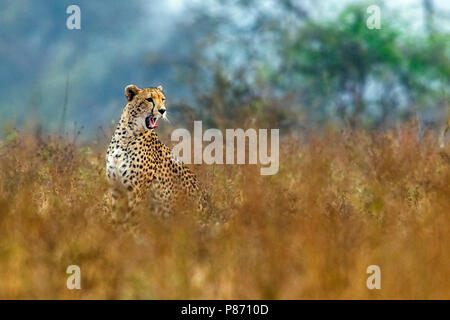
(145, 116, 158, 129)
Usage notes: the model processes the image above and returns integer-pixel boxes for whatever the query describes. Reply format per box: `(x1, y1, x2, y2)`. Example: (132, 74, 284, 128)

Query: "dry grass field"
(0, 123, 449, 299)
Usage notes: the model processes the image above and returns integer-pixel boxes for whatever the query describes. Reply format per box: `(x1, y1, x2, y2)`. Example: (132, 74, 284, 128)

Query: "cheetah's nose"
(159, 108, 166, 115)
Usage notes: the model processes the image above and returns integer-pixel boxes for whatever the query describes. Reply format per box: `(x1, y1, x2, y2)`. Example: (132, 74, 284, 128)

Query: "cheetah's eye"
(146, 97, 154, 104)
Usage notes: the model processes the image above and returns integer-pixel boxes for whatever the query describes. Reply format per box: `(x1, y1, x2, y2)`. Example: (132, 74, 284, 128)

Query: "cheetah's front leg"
(123, 188, 143, 223)
(110, 187, 126, 222)
(109, 186, 142, 224)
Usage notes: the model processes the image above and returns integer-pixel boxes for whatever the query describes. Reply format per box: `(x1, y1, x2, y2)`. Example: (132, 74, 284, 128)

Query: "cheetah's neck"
(114, 115, 160, 148)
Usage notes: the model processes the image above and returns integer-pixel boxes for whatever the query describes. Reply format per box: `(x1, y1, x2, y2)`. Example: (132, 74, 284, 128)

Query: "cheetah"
(106, 84, 207, 221)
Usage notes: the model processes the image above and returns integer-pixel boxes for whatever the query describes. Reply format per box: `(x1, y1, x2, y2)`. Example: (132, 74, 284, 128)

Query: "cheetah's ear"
(125, 84, 141, 102)
(157, 85, 163, 92)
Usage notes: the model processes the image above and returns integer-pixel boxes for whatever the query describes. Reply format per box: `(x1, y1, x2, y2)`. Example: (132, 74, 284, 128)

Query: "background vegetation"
(0, 123, 449, 299)
(0, 0, 449, 299)
(1, 0, 449, 134)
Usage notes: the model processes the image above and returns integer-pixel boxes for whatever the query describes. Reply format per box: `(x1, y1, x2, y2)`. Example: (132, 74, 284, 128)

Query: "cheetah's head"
(124, 84, 167, 131)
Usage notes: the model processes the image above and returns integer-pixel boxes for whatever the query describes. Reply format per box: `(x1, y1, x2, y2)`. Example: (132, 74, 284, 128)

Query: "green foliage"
(1, 1, 449, 132)
(274, 4, 449, 127)
(182, 1, 450, 130)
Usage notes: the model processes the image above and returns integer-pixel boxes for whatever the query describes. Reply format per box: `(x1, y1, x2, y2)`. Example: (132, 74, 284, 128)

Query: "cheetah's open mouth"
(145, 115, 158, 129)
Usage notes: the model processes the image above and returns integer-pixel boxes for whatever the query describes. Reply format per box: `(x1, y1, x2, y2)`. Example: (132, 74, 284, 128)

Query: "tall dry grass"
(0, 122, 449, 299)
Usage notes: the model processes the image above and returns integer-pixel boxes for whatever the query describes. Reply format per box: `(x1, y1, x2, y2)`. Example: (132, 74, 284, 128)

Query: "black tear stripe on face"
(145, 97, 155, 115)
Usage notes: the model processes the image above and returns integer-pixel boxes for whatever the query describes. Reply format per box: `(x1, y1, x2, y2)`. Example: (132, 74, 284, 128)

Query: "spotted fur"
(106, 84, 207, 221)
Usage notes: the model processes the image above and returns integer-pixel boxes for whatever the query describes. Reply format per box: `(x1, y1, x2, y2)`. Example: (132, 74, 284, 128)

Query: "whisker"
(164, 115, 171, 124)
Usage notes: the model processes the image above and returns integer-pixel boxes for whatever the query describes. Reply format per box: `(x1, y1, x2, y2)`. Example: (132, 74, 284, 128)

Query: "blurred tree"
(179, 1, 450, 130)
(171, 0, 312, 129)
(2, 0, 449, 134)
(277, 5, 405, 127)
